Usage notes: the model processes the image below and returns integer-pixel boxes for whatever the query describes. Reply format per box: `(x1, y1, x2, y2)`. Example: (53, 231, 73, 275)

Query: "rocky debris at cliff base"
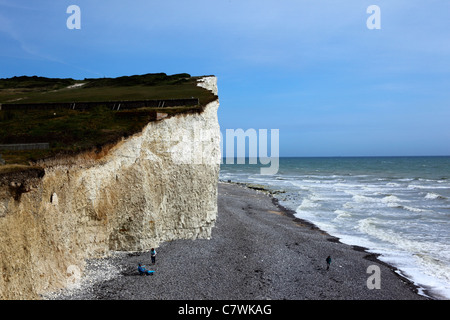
(41, 252, 124, 300)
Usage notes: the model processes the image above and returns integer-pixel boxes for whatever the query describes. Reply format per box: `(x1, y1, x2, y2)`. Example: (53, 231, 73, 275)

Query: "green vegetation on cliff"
(0, 73, 215, 105)
(0, 73, 216, 167)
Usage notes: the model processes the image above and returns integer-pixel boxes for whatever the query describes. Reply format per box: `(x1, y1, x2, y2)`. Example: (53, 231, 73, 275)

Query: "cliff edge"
(0, 76, 220, 299)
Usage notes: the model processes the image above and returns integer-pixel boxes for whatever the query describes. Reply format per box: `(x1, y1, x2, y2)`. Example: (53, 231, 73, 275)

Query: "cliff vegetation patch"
(0, 73, 216, 167)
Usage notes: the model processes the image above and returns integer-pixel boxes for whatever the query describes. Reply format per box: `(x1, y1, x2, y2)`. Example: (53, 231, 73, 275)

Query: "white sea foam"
(297, 198, 321, 210)
(402, 205, 429, 213)
(334, 182, 364, 189)
(301, 179, 320, 183)
(343, 202, 354, 209)
(352, 194, 378, 203)
(381, 195, 404, 203)
(358, 218, 428, 253)
(425, 192, 446, 200)
(334, 209, 351, 219)
(408, 184, 449, 190)
(357, 218, 450, 290)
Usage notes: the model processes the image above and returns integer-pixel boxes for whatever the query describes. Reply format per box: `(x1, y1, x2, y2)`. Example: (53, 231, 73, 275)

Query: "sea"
(219, 156, 450, 300)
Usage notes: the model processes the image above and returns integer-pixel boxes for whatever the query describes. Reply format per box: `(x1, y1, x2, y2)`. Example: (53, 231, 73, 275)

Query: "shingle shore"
(44, 182, 429, 300)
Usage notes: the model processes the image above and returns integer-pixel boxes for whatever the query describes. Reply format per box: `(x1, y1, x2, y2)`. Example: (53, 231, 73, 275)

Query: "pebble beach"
(44, 182, 429, 300)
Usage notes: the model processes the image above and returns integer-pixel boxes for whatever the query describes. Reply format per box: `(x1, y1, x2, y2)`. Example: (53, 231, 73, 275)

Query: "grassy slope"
(0, 73, 215, 104)
(0, 73, 216, 167)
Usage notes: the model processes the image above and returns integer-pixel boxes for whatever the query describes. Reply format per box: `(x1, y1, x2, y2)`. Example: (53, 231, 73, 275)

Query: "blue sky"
(1, 0, 449, 156)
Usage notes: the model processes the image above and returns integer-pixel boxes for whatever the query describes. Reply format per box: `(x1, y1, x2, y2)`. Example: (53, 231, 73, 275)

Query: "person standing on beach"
(150, 248, 157, 264)
(326, 256, 332, 270)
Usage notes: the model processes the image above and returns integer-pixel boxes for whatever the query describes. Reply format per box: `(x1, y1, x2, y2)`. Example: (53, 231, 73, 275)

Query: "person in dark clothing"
(150, 248, 157, 264)
(326, 256, 332, 270)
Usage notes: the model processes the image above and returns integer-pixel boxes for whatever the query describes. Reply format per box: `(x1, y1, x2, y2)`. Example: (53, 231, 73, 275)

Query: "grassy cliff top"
(0, 73, 216, 104)
(0, 73, 217, 168)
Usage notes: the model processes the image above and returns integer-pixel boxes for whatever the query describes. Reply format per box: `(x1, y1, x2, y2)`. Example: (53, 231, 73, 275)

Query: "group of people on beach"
(138, 248, 157, 275)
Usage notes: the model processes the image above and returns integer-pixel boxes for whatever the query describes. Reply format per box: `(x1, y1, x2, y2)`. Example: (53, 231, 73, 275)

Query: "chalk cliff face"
(0, 77, 220, 299)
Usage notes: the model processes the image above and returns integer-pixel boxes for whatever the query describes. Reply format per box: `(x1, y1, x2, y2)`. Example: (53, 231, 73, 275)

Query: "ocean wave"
(288, 181, 312, 192)
(408, 184, 449, 190)
(352, 195, 378, 203)
(334, 209, 351, 219)
(413, 253, 450, 284)
(402, 205, 429, 213)
(296, 198, 321, 210)
(386, 182, 402, 187)
(334, 182, 364, 189)
(425, 192, 447, 200)
(301, 179, 322, 183)
(309, 194, 323, 201)
(381, 195, 405, 203)
(308, 193, 338, 202)
(358, 218, 424, 248)
(358, 218, 390, 240)
(343, 202, 354, 209)
(385, 203, 430, 213)
(350, 194, 404, 204)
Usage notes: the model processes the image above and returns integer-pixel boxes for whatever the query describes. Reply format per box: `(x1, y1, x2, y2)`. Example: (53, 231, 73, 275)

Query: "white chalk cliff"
(0, 76, 220, 299)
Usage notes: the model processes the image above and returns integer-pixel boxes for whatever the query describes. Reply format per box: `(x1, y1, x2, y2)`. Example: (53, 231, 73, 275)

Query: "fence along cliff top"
(0, 98, 199, 111)
(0, 73, 217, 108)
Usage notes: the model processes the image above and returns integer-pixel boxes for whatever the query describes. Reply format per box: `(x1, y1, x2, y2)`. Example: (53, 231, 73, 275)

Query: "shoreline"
(268, 189, 432, 300)
(228, 180, 435, 300)
(44, 181, 431, 300)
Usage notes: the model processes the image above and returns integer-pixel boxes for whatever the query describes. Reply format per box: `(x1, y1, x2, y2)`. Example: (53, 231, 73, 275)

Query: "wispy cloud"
(0, 5, 102, 78)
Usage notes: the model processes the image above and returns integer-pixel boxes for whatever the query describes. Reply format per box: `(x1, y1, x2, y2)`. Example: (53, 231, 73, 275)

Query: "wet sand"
(46, 182, 429, 300)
